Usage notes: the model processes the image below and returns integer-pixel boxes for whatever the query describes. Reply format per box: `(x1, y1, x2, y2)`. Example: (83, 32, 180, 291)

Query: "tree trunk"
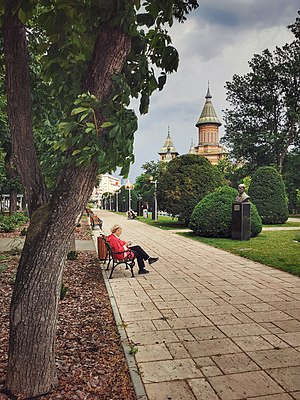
(4, 151, 17, 215)
(9, 190, 17, 215)
(3, 1, 131, 395)
(6, 164, 98, 397)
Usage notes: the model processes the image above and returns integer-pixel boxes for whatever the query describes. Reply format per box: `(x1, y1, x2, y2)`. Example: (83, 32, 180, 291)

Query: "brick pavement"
(93, 210, 300, 400)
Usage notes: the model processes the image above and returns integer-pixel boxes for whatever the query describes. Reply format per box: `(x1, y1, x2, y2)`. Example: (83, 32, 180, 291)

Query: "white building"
(91, 174, 121, 206)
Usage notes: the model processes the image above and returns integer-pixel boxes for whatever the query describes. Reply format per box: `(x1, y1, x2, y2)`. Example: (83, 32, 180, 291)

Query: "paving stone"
(121, 309, 163, 322)
(184, 338, 240, 357)
(154, 299, 194, 310)
(135, 343, 172, 363)
(126, 320, 156, 335)
(232, 335, 275, 351)
(201, 365, 223, 377)
(173, 307, 203, 318)
(166, 342, 190, 359)
(208, 370, 284, 400)
(273, 319, 300, 332)
(145, 380, 196, 400)
(212, 352, 260, 374)
(189, 326, 225, 340)
(278, 332, 300, 347)
(218, 322, 269, 337)
(261, 334, 290, 349)
(194, 356, 215, 368)
(291, 391, 300, 399)
(167, 316, 212, 330)
(266, 366, 300, 391)
(130, 329, 179, 346)
(247, 347, 300, 369)
(152, 319, 170, 330)
(173, 329, 195, 341)
(187, 378, 220, 399)
(140, 359, 203, 383)
(207, 313, 242, 325)
(245, 310, 293, 323)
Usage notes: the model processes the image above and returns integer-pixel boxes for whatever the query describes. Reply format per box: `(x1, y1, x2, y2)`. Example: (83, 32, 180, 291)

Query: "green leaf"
(101, 121, 114, 128)
(71, 149, 81, 156)
(79, 111, 91, 122)
(71, 107, 89, 116)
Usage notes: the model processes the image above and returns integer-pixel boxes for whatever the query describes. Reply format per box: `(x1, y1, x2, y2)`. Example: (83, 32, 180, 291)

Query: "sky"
(122, 0, 299, 183)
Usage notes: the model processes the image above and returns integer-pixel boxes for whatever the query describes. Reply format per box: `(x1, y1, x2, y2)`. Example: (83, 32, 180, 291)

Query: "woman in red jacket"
(107, 224, 159, 274)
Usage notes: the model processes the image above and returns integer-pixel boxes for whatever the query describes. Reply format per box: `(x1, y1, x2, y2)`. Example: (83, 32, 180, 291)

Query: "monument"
(232, 184, 251, 240)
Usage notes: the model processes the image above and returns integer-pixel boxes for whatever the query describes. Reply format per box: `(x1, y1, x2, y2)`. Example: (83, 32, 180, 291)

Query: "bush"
(190, 186, 262, 238)
(0, 212, 29, 232)
(249, 166, 288, 224)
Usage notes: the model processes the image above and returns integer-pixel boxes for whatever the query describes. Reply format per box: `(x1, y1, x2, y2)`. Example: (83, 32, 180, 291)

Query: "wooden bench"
(90, 214, 103, 230)
(100, 235, 135, 279)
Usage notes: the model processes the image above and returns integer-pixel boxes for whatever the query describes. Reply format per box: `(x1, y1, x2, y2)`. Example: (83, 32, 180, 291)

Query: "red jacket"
(107, 234, 134, 260)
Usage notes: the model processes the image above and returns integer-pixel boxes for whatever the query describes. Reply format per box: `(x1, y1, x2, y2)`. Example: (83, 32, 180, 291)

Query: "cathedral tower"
(194, 85, 225, 164)
(158, 127, 179, 162)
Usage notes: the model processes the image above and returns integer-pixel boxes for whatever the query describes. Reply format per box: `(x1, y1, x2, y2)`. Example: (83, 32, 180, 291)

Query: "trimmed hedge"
(248, 166, 288, 224)
(189, 186, 262, 238)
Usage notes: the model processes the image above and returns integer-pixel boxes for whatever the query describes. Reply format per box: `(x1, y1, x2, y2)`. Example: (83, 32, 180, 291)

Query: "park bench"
(90, 214, 103, 230)
(98, 235, 135, 279)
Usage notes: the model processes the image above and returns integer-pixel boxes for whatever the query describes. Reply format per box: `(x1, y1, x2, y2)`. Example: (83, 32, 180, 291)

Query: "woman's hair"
(110, 224, 121, 233)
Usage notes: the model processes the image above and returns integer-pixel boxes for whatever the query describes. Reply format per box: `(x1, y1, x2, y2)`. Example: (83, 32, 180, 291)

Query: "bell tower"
(194, 84, 225, 164)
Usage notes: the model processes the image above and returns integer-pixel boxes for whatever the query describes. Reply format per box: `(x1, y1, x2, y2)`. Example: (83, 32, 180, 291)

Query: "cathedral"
(158, 86, 225, 165)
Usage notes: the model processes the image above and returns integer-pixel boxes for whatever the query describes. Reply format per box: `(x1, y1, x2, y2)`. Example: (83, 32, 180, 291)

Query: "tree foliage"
(190, 185, 262, 238)
(133, 160, 165, 206)
(222, 15, 300, 172)
(248, 166, 289, 224)
(283, 149, 300, 213)
(157, 154, 224, 224)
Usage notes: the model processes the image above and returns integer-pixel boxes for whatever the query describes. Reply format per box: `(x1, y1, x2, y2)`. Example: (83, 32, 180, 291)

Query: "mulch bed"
(0, 219, 137, 400)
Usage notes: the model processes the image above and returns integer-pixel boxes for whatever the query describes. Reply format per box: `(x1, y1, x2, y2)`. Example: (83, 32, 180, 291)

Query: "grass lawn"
(263, 221, 300, 228)
(179, 230, 300, 277)
(137, 215, 186, 230)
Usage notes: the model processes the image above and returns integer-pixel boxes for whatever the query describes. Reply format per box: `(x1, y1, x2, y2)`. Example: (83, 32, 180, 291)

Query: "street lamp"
(137, 195, 142, 216)
(149, 176, 158, 221)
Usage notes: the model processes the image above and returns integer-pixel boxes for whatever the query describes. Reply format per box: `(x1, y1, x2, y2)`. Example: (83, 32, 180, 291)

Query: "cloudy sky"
(123, 0, 299, 182)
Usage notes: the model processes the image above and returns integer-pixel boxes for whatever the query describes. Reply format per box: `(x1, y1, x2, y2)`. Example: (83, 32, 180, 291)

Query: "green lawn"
(137, 215, 186, 230)
(178, 230, 300, 277)
(263, 221, 300, 228)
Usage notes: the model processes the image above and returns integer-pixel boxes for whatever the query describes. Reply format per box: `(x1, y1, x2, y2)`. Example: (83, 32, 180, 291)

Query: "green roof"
(196, 87, 222, 127)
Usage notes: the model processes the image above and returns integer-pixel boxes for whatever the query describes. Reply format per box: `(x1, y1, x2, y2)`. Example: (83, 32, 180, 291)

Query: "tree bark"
(4, 151, 17, 215)
(3, 2, 131, 396)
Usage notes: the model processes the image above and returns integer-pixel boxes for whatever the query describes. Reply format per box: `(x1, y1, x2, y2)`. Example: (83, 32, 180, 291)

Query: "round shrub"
(157, 154, 224, 225)
(248, 166, 288, 224)
(190, 186, 262, 238)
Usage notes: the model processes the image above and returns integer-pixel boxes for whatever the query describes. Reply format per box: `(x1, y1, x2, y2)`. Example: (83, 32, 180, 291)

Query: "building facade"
(158, 127, 179, 162)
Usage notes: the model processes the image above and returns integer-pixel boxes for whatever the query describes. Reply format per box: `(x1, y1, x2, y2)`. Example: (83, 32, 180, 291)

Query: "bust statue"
(235, 184, 250, 203)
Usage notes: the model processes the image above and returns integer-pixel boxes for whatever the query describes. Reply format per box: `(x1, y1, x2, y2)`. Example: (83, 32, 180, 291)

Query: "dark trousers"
(129, 245, 149, 271)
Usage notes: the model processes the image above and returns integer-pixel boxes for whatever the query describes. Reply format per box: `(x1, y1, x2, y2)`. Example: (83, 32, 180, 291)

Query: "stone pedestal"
(232, 202, 251, 241)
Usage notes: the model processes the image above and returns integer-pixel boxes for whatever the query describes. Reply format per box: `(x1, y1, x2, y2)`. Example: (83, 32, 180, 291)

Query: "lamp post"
(149, 176, 158, 221)
(116, 191, 119, 212)
(122, 196, 126, 212)
(137, 195, 142, 216)
(125, 181, 134, 212)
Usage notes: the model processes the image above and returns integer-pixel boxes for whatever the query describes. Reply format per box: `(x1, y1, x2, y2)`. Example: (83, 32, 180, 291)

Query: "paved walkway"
(92, 210, 300, 400)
